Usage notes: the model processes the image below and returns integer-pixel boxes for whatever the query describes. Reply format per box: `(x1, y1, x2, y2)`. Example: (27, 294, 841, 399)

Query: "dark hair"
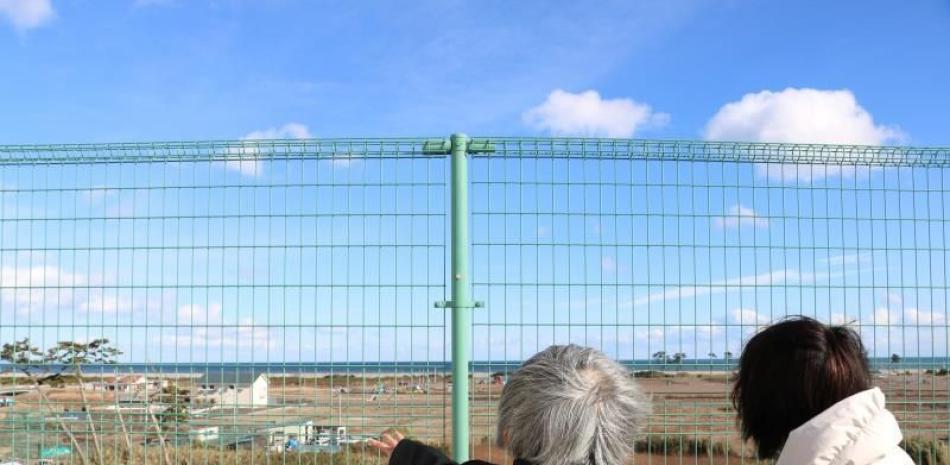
(730, 316, 871, 459)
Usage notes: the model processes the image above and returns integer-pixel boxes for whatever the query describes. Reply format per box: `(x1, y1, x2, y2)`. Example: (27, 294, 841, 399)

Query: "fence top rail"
(481, 137, 950, 167)
(0, 136, 947, 166)
(0, 138, 434, 165)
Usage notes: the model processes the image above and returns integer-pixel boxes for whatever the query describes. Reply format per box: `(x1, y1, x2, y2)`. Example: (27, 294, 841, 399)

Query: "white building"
(261, 421, 350, 451)
(189, 426, 220, 443)
(100, 375, 168, 393)
(195, 373, 268, 408)
(263, 420, 315, 451)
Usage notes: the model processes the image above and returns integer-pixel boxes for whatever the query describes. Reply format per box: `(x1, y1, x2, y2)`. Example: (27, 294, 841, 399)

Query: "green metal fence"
(1, 135, 950, 464)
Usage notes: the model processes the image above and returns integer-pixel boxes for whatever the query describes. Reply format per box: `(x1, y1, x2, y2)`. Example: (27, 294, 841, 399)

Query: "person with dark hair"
(731, 316, 912, 464)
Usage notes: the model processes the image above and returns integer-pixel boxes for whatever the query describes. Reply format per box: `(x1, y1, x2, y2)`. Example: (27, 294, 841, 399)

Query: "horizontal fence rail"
(0, 136, 949, 465)
(1, 138, 949, 165)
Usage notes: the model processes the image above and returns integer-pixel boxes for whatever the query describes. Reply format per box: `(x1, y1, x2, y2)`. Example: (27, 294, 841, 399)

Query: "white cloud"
(1, 264, 86, 314)
(859, 292, 947, 328)
(904, 307, 945, 325)
(696, 325, 724, 338)
(635, 328, 665, 341)
(177, 303, 223, 324)
(0, 0, 54, 31)
(224, 123, 312, 176)
(730, 308, 769, 325)
(224, 150, 264, 176)
(0, 259, 159, 317)
(0, 264, 86, 288)
(0, 264, 146, 316)
(78, 293, 137, 315)
(625, 264, 868, 310)
(883, 292, 904, 307)
(713, 204, 768, 229)
(704, 88, 904, 182)
(869, 307, 899, 325)
(162, 303, 275, 351)
(233, 317, 276, 349)
(241, 123, 311, 141)
(630, 269, 799, 307)
(758, 164, 867, 184)
(161, 316, 275, 351)
(705, 88, 902, 145)
(522, 89, 668, 138)
(325, 152, 359, 168)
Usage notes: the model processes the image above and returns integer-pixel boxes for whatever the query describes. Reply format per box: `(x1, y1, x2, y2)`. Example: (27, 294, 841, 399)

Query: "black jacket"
(390, 439, 532, 465)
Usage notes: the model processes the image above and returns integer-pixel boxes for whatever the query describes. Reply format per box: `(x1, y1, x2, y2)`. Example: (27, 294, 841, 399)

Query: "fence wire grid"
(0, 136, 949, 464)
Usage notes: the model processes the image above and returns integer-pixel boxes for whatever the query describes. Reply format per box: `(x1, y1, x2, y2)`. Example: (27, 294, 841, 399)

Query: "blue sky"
(1, 1, 948, 144)
(1, 1, 949, 365)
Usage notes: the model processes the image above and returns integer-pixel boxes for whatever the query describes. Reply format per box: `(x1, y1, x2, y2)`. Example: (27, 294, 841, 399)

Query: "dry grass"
(902, 437, 950, 465)
(39, 445, 385, 465)
(21, 436, 950, 465)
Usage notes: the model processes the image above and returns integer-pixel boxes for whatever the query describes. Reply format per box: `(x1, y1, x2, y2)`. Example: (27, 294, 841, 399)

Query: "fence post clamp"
(434, 300, 484, 309)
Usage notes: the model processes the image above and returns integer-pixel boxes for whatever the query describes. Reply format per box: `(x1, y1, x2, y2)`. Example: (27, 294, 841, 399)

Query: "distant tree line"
(650, 351, 735, 364)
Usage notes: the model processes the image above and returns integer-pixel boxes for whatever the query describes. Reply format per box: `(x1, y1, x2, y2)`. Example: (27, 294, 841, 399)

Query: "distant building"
(0, 388, 29, 408)
(58, 411, 89, 422)
(106, 375, 143, 392)
(313, 425, 348, 444)
(99, 375, 168, 393)
(262, 420, 315, 451)
(189, 426, 220, 443)
(195, 373, 268, 408)
(115, 391, 152, 404)
(259, 421, 351, 452)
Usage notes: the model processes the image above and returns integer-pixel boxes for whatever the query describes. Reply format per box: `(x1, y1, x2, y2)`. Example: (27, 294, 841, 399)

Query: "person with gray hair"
(369, 344, 649, 465)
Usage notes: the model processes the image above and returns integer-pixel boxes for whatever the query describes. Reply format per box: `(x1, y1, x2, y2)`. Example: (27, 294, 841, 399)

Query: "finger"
(393, 430, 405, 442)
(381, 432, 397, 447)
(367, 439, 384, 450)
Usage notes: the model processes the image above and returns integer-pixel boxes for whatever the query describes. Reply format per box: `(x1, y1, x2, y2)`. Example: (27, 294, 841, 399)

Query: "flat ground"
(1, 371, 946, 463)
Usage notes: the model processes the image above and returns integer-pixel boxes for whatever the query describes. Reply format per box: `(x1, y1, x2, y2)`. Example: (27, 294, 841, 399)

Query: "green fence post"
(449, 133, 473, 462)
(427, 133, 492, 462)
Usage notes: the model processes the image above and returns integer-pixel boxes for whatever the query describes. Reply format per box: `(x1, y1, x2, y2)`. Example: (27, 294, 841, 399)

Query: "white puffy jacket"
(776, 388, 913, 465)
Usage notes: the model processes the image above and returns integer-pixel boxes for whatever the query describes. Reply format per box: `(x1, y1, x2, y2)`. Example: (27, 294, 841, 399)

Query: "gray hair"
(497, 345, 648, 465)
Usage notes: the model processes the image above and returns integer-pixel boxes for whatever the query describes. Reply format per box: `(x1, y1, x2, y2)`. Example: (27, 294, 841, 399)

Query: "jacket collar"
(513, 459, 534, 465)
(775, 387, 903, 465)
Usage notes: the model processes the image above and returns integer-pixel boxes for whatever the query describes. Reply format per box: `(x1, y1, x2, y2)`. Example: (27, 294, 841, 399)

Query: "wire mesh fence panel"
(3, 137, 950, 465)
(0, 140, 450, 465)
(469, 139, 950, 464)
